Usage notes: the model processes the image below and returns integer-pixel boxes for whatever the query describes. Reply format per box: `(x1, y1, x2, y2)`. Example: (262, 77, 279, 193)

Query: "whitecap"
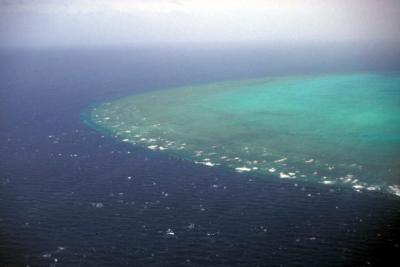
(194, 150, 203, 156)
(274, 157, 287, 163)
(165, 229, 175, 236)
(388, 185, 400, 196)
(366, 186, 380, 191)
(279, 172, 293, 179)
(195, 161, 216, 167)
(92, 202, 104, 208)
(235, 166, 252, 173)
(352, 184, 364, 190)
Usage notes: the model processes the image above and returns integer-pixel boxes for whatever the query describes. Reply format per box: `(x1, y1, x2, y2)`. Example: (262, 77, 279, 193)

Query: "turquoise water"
(87, 73, 400, 196)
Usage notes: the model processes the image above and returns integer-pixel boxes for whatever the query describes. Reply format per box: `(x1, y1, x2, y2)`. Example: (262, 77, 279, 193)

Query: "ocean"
(1, 44, 400, 266)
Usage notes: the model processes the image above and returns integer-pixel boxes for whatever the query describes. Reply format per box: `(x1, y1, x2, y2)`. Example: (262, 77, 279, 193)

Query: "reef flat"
(84, 73, 400, 196)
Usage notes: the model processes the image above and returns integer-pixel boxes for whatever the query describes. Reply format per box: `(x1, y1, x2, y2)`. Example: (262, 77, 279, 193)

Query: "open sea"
(1, 44, 400, 266)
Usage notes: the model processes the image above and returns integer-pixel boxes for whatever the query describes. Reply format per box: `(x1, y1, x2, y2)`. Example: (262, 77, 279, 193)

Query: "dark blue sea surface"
(1, 45, 400, 266)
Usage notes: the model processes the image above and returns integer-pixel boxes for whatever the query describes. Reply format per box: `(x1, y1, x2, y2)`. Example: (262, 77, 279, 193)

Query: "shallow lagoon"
(86, 72, 400, 195)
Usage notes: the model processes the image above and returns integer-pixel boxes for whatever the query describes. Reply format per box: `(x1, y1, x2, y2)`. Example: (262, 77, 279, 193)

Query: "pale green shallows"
(87, 73, 400, 196)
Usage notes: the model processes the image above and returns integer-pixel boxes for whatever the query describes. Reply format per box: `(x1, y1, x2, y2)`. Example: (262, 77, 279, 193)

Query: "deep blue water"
(1, 45, 400, 266)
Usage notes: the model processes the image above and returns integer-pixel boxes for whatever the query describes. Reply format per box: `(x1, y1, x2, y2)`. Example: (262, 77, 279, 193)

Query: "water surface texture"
(2, 47, 400, 266)
(86, 73, 400, 195)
